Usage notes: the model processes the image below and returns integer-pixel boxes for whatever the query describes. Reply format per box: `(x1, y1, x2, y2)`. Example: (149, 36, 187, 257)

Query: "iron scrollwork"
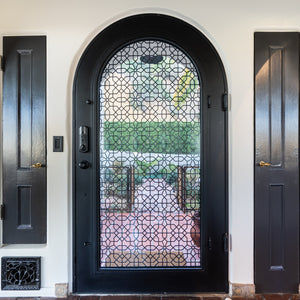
(1, 257, 41, 290)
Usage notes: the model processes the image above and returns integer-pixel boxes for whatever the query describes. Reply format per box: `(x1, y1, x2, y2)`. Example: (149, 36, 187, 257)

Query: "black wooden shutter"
(254, 32, 299, 293)
(2, 36, 47, 244)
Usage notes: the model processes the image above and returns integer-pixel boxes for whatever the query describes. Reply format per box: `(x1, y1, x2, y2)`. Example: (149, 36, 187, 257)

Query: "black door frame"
(73, 14, 228, 294)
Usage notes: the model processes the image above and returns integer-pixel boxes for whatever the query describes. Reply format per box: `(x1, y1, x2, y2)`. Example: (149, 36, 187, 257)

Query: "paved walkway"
(133, 178, 181, 212)
(100, 211, 200, 267)
(100, 178, 200, 267)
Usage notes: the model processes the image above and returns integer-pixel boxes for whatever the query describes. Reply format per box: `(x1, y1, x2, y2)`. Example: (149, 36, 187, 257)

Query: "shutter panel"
(3, 36, 47, 244)
(254, 32, 299, 292)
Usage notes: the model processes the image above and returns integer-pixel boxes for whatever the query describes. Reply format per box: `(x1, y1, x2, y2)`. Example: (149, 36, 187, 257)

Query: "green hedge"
(104, 121, 200, 154)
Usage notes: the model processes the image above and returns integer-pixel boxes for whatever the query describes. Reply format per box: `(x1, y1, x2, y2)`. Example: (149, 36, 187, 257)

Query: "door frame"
(73, 13, 228, 294)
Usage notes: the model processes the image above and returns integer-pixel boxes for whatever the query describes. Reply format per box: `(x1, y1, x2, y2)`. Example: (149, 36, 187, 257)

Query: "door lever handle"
(259, 161, 271, 167)
(258, 161, 281, 167)
(31, 163, 46, 168)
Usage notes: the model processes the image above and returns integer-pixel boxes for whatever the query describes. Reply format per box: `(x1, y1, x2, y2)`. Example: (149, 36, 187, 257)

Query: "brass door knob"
(31, 163, 46, 168)
(259, 161, 271, 167)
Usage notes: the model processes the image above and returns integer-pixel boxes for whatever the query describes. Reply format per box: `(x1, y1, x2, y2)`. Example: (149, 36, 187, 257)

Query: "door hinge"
(222, 93, 228, 111)
(207, 95, 211, 108)
(208, 236, 212, 250)
(0, 204, 5, 220)
(0, 56, 4, 72)
(223, 232, 229, 252)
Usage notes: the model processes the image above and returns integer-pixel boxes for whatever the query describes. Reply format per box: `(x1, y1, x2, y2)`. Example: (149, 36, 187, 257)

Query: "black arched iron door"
(73, 14, 228, 293)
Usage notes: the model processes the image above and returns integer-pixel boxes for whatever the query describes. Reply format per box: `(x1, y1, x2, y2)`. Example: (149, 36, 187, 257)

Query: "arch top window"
(100, 40, 201, 122)
(99, 40, 202, 268)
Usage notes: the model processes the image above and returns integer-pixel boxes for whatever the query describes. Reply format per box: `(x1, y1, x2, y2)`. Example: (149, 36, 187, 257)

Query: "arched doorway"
(73, 14, 228, 293)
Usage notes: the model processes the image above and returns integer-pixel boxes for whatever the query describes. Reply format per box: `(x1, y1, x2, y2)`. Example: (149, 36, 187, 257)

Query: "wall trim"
(229, 282, 255, 297)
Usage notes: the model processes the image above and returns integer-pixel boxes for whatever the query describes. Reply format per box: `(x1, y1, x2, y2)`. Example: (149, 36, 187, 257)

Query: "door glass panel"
(99, 40, 201, 268)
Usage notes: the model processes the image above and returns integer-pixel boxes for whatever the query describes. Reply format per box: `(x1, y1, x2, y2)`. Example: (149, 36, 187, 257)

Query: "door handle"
(31, 163, 46, 168)
(258, 161, 281, 167)
(78, 160, 90, 169)
(259, 161, 271, 167)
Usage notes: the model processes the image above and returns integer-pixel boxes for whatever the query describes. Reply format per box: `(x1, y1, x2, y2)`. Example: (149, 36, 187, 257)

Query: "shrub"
(104, 121, 200, 154)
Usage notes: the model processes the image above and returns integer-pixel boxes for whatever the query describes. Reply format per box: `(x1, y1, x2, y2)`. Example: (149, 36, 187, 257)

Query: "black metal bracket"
(0, 56, 4, 72)
(222, 93, 228, 111)
(0, 204, 4, 220)
(207, 95, 211, 108)
(223, 233, 229, 252)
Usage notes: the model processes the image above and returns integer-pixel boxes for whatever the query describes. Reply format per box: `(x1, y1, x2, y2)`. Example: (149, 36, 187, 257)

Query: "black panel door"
(254, 32, 299, 293)
(2, 36, 47, 244)
(73, 14, 228, 293)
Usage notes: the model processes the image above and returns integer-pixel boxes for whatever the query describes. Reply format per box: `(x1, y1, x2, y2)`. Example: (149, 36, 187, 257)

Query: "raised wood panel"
(269, 47, 283, 167)
(269, 184, 284, 271)
(18, 50, 33, 169)
(17, 185, 32, 229)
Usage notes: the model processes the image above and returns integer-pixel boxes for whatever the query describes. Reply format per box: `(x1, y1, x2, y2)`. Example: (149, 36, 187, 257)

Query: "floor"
(1, 294, 299, 300)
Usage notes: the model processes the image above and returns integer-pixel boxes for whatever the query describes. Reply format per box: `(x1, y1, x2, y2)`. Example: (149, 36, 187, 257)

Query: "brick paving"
(0, 294, 298, 300)
(100, 211, 200, 267)
(100, 178, 200, 267)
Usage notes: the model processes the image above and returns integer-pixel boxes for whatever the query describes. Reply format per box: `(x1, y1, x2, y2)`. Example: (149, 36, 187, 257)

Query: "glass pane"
(99, 40, 201, 268)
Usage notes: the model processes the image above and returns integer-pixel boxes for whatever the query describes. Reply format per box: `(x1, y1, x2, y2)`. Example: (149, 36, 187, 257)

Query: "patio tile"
(67, 296, 80, 300)
(101, 296, 140, 300)
(80, 297, 100, 300)
(141, 296, 161, 300)
(163, 297, 202, 300)
(263, 295, 293, 300)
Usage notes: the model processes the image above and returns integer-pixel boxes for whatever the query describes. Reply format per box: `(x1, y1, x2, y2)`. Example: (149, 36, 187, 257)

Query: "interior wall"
(1, 0, 299, 296)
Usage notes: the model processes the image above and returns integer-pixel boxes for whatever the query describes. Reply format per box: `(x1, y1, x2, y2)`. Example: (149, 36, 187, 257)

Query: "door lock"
(78, 160, 90, 169)
(79, 126, 89, 153)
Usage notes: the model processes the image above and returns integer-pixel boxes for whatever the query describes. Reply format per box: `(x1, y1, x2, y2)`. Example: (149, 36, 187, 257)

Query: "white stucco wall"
(0, 0, 299, 296)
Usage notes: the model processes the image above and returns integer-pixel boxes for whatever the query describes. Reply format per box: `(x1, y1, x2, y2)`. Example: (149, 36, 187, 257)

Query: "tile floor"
(1, 294, 299, 300)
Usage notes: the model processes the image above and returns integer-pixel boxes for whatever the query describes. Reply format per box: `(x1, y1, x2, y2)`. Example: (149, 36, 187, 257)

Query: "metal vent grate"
(1, 257, 41, 290)
(99, 40, 201, 268)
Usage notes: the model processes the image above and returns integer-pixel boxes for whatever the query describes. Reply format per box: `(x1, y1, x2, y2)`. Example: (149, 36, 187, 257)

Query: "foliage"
(173, 69, 198, 109)
(134, 159, 160, 177)
(133, 159, 178, 186)
(103, 161, 128, 199)
(184, 168, 201, 210)
(104, 121, 200, 154)
(120, 57, 199, 112)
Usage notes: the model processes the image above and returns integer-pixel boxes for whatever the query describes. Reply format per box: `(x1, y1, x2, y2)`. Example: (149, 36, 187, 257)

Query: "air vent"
(1, 257, 41, 290)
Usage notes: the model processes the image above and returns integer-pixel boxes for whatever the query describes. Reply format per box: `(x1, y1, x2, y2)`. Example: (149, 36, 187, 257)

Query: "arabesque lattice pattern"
(99, 40, 201, 268)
